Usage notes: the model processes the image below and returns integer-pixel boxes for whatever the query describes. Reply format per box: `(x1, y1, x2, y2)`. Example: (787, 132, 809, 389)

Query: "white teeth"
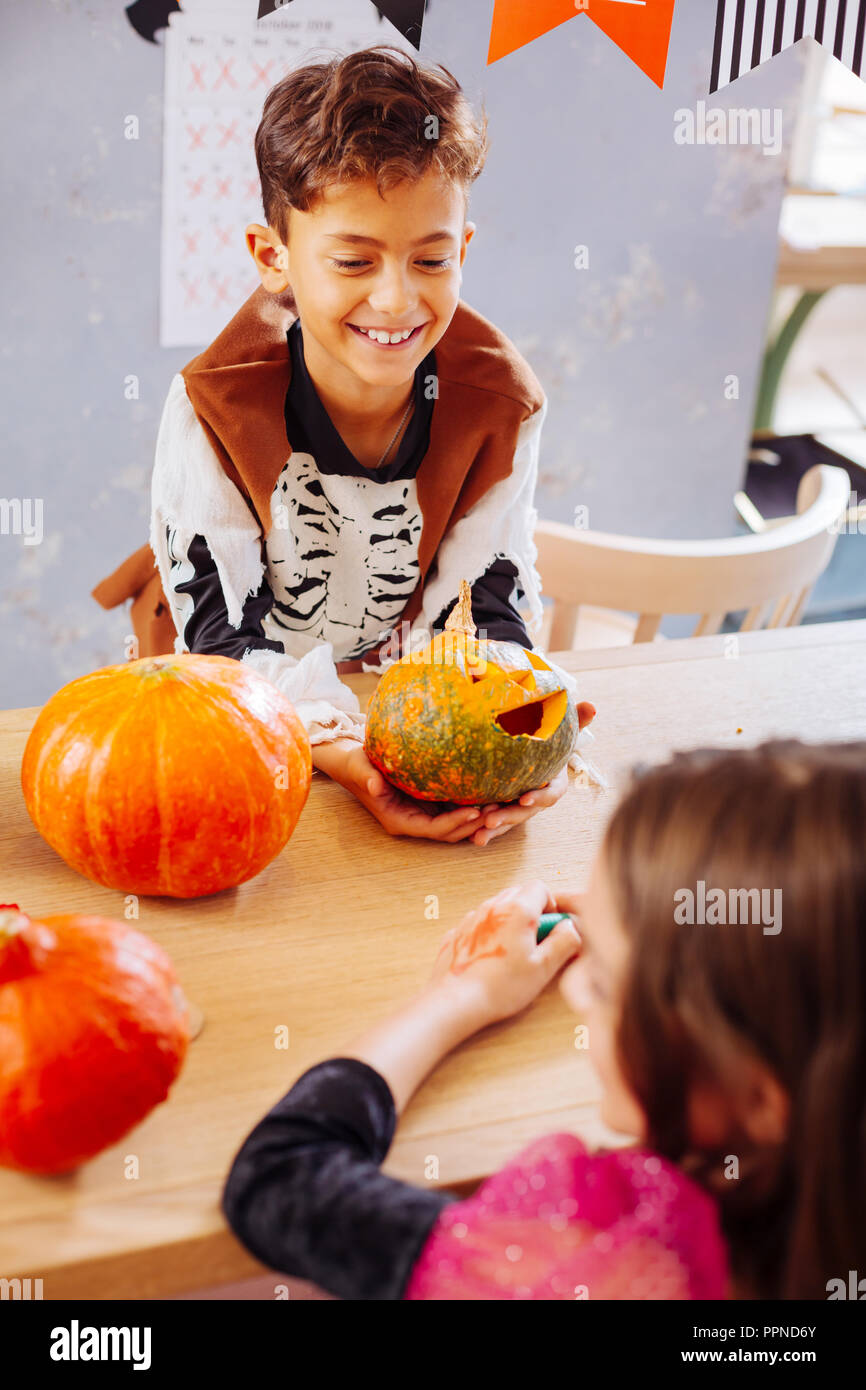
(357, 327, 415, 344)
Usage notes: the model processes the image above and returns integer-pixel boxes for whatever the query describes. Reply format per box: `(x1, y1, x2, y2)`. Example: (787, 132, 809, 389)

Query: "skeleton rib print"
(266, 452, 424, 660)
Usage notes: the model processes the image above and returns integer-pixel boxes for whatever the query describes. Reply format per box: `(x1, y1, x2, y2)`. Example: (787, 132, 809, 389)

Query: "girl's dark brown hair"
(254, 45, 489, 244)
(602, 739, 866, 1300)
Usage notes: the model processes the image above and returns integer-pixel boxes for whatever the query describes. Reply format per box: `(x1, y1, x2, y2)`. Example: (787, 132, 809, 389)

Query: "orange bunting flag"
(487, 0, 676, 89)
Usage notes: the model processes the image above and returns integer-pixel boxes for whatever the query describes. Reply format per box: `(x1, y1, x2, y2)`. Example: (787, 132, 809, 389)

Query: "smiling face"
(249, 171, 474, 396)
(558, 851, 647, 1139)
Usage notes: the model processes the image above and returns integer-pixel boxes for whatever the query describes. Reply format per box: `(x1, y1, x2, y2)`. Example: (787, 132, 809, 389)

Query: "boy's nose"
(366, 265, 417, 318)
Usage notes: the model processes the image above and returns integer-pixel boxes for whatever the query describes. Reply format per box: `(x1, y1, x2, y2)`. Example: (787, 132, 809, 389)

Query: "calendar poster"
(160, 0, 411, 346)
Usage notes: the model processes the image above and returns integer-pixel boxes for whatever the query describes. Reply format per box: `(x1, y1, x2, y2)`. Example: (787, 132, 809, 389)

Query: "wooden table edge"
(4, 619, 864, 732)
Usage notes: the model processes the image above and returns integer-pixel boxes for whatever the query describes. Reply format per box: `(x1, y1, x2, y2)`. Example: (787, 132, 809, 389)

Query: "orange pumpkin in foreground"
(21, 654, 312, 898)
(365, 581, 580, 804)
(0, 905, 190, 1174)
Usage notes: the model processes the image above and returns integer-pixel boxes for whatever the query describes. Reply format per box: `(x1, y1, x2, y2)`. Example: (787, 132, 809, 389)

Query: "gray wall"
(0, 0, 804, 708)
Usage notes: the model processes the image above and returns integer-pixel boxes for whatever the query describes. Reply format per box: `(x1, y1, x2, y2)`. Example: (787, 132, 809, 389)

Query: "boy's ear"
(459, 221, 476, 267)
(246, 223, 290, 293)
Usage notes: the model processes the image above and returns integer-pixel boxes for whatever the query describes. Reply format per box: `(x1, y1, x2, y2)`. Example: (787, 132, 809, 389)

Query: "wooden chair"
(533, 464, 851, 651)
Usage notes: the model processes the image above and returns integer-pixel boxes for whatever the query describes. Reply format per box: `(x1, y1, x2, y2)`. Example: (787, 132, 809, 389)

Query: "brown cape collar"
(179, 283, 544, 623)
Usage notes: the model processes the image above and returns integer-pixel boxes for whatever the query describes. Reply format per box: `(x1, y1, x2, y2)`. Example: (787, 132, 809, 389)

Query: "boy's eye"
(328, 257, 453, 271)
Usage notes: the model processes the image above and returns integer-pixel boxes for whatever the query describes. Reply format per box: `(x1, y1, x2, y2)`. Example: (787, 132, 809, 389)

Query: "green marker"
(536, 911, 574, 944)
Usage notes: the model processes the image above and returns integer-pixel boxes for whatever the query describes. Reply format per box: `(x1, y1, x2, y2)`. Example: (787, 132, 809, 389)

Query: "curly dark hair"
(254, 45, 488, 242)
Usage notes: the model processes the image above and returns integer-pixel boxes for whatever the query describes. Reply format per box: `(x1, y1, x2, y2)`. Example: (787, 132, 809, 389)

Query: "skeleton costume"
(92, 284, 552, 748)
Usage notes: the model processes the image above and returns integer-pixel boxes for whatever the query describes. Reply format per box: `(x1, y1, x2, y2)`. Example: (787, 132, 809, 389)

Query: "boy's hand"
(468, 701, 596, 845)
(313, 739, 484, 842)
(429, 881, 581, 1025)
(469, 766, 567, 846)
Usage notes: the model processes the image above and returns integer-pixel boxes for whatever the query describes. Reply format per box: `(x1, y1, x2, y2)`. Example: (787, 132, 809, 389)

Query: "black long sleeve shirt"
(221, 1058, 456, 1300)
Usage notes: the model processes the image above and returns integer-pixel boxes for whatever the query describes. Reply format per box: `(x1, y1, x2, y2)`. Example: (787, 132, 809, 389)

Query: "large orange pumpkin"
(365, 582, 580, 804)
(0, 905, 190, 1174)
(21, 654, 312, 898)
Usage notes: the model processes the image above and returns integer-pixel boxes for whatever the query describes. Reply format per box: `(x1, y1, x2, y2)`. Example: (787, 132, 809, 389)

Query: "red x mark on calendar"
(249, 58, 275, 88)
(186, 175, 205, 200)
(216, 119, 241, 149)
(186, 124, 207, 152)
(214, 58, 238, 90)
(214, 176, 233, 200)
(188, 62, 206, 93)
(182, 231, 200, 257)
(183, 279, 202, 306)
(212, 276, 233, 306)
(215, 225, 234, 250)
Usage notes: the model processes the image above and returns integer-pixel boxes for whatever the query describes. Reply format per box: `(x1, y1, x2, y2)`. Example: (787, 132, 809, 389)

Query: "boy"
(94, 46, 588, 845)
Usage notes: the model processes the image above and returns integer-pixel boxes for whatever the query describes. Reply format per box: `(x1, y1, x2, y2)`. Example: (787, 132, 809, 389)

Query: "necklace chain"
(376, 393, 414, 469)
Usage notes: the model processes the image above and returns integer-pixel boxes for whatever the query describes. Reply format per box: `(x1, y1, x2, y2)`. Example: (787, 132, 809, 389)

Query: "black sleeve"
(166, 526, 285, 660)
(221, 1058, 458, 1301)
(431, 556, 531, 649)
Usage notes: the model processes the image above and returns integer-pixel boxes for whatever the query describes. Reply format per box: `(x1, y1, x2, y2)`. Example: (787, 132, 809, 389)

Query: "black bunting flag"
(125, 0, 182, 43)
(710, 0, 866, 92)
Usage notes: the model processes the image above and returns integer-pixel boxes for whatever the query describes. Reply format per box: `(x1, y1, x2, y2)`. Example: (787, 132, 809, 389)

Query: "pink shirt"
(405, 1132, 728, 1301)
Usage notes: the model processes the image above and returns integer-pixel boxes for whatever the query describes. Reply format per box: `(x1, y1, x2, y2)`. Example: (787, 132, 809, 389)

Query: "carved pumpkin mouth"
(495, 690, 568, 739)
(463, 657, 567, 740)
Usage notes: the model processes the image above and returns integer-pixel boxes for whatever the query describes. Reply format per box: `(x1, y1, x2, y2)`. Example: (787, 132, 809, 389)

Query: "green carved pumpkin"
(365, 582, 581, 804)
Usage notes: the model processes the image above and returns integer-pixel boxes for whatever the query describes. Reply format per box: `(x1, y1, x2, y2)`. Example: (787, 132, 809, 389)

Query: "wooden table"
(1, 621, 864, 1299)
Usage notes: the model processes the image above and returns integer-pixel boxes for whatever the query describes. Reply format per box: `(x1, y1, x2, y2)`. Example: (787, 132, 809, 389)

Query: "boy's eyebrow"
(324, 231, 456, 248)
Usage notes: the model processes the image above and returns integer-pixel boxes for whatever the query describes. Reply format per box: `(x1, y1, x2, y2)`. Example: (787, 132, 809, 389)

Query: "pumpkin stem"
(443, 580, 476, 639)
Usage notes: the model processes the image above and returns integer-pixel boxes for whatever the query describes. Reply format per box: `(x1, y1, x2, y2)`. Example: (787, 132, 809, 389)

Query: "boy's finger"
(472, 826, 511, 846)
(519, 786, 553, 808)
(443, 823, 487, 843)
(521, 770, 566, 807)
(484, 806, 531, 829)
(425, 806, 482, 838)
(577, 701, 596, 730)
(366, 768, 391, 798)
(441, 815, 490, 842)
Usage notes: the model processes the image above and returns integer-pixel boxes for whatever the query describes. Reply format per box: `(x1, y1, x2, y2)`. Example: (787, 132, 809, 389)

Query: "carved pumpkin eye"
(465, 659, 537, 691)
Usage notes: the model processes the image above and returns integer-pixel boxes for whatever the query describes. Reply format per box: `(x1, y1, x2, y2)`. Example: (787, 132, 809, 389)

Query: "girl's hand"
(469, 702, 596, 846)
(342, 884, 583, 1115)
(314, 739, 484, 842)
(429, 880, 581, 1026)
